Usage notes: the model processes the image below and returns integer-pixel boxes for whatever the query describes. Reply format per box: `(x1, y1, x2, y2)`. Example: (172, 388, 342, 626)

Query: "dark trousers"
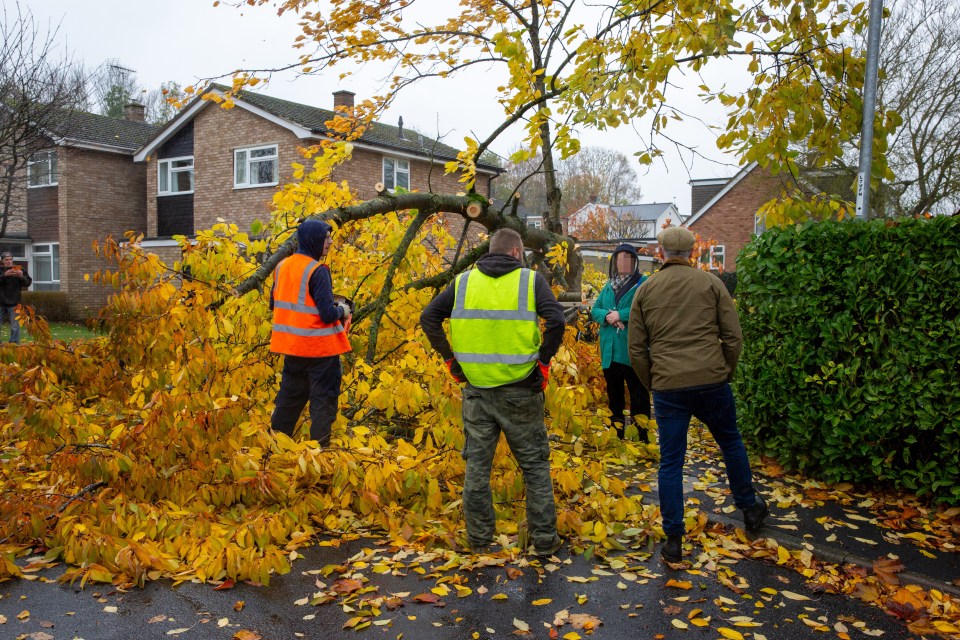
(602, 361, 650, 440)
(653, 382, 757, 536)
(271, 354, 342, 446)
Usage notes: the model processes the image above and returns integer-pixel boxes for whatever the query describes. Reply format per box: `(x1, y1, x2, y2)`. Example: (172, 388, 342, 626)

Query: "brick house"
(685, 162, 785, 272)
(567, 201, 684, 241)
(0, 105, 160, 317)
(133, 86, 500, 264)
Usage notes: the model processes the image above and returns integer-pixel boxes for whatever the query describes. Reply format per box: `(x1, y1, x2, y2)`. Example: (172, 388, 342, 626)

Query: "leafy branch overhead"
(219, 0, 891, 227)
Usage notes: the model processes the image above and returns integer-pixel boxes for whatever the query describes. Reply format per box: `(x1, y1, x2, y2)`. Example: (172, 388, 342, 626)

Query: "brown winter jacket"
(627, 259, 742, 392)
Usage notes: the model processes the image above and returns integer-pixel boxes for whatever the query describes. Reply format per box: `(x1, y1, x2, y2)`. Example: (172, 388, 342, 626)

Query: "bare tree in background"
(90, 59, 182, 125)
(493, 146, 643, 217)
(556, 147, 644, 214)
(0, 1, 87, 238)
(823, 0, 960, 216)
(878, 0, 960, 216)
(90, 58, 139, 119)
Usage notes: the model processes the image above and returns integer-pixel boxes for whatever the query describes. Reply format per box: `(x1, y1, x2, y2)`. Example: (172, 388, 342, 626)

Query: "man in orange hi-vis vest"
(270, 220, 352, 446)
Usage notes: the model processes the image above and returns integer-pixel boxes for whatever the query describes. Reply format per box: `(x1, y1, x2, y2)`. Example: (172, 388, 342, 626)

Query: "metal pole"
(855, 0, 885, 220)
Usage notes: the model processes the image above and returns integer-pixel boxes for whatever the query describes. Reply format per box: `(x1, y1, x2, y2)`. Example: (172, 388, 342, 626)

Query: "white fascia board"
(47, 135, 134, 156)
(685, 161, 758, 227)
(133, 98, 210, 162)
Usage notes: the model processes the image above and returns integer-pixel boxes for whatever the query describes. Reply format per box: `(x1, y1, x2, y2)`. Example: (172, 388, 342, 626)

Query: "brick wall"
(146, 102, 491, 239)
(59, 147, 147, 317)
(687, 165, 783, 271)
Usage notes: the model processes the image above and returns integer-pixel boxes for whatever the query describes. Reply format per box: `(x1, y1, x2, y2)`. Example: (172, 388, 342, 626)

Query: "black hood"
(296, 220, 332, 260)
(476, 252, 523, 278)
(609, 243, 640, 278)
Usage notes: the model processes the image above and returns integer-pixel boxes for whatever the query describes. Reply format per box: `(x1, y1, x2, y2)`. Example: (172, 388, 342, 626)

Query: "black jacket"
(420, 253, 566, 390)
(0, 265, 31, 306)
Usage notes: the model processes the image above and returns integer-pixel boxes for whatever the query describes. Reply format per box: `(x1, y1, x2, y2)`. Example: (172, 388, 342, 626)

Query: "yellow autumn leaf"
(717, 628, 744, 640)
(513, 618, 529, 632)
(776, 546, 791, 564)
(532, 598, 552, 606)
(781, 591, 811, 601)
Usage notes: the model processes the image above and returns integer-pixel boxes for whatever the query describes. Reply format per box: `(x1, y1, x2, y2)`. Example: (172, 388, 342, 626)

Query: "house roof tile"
(52, 110, 161, 152)
(213, 84, 500, 171)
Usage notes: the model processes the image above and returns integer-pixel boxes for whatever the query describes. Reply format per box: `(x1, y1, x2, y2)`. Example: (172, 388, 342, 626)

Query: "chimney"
(398, 116, 405, 140)
(123, 102, 145, 122)
(333, 90, 355, 110)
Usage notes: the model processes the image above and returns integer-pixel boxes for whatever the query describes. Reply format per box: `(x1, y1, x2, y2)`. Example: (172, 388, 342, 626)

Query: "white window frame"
(234, 144, 279, 189)
(31, 242, 60, 291)
(527, 218, 542, 229)
(27, 150, 58, 188)
(382, 157, 410, 191)
(701, 245, 725, 271)
(158, 155, 194, 196)
(754, 212, 767, 235)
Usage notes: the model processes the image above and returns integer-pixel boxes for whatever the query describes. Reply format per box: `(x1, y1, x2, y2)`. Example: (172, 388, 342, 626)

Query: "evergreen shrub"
(735, 216, 960, 504)
(21, 291, 72, 322)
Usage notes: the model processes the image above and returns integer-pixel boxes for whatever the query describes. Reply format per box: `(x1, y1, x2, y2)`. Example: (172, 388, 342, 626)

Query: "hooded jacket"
(420, 252, 566, 390)
(270, 220, 344, 325)
(590, 244, 646, 369)
(270, 220, 351, 357)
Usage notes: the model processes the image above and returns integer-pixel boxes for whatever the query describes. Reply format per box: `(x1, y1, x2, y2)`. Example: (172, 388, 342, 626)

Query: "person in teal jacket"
(591, 243, 650, 440)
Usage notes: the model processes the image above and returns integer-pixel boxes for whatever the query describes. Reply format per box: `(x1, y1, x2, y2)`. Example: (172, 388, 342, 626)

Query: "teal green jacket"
(590, 277, 646, 369)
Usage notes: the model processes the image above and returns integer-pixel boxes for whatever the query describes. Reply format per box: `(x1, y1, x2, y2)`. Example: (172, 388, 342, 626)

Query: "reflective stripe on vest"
(270, 254, 351, 358)
(450, 268, 540, 387)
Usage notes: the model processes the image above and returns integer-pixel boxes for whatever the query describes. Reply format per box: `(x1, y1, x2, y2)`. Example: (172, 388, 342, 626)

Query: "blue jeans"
(3, 306, 19, 343)
(461, 384, 558, 551)
(271, 355, 342, 446)
(653, 382, 758, 536)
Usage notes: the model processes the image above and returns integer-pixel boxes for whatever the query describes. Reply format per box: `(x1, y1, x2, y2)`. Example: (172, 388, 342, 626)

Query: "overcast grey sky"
(26, 0, 742, 216)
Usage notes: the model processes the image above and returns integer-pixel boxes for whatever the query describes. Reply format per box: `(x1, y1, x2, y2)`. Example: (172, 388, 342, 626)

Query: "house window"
(32, 243, 60, 291)
(234, 144, 279, 188)
(383, 157, 410, 191)
(527, 219, 542, 229)
(28, 151, 58, 188)
(700, 245, 725, 270)
(158, 156, 194, 195)
(754, 212, 767, 235)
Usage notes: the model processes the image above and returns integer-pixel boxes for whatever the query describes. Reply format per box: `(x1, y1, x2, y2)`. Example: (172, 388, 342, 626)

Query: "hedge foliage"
(21, 291, 72, 322)
(735, 216, 960, 504)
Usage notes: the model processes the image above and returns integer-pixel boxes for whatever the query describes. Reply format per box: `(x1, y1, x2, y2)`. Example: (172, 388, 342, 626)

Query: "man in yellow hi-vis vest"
(421, 228, 566, 556)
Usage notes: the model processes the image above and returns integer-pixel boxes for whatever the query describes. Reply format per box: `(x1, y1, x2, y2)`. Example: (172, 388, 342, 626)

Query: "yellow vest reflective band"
(450, 267, 540, 387)
(270, 254, 351, 357)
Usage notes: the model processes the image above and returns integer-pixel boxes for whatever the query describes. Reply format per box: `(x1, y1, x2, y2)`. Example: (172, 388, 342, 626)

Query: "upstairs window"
(28, 150, 58, 187)
(158, 156, 194, 195)
(235, 144, 279, 188)
(700, 245, 725, 271)
(383, 157, 410, 191)
(527, 218, 543, 229)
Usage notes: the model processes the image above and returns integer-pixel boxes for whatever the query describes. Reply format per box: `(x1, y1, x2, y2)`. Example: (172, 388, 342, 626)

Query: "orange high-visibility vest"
(270, 254, 351, 357)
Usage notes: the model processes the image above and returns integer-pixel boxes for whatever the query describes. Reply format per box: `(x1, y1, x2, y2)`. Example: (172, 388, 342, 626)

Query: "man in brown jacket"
(628, 226, 767, 564)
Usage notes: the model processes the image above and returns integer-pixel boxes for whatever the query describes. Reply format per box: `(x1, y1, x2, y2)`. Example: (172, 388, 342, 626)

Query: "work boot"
(743, 495, 769, 533)
(532, 535, 564, 558)
(661, 534, 683, 563)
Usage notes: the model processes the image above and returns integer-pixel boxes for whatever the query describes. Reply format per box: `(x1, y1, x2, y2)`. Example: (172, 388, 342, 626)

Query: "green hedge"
(735, 216, 960, 504)
(21, 291, 72, 322)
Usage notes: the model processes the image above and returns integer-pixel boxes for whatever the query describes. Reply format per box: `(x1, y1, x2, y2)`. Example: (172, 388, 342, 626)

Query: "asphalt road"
(0, 535, 916, 640)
